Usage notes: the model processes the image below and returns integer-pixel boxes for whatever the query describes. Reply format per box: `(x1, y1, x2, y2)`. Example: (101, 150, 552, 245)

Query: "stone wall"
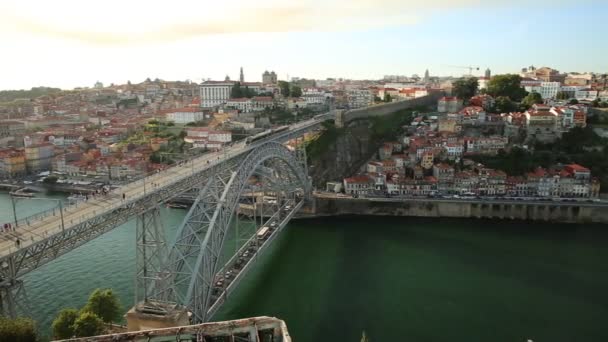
(338, 92, 444, 127)
(306, 197, 608, 224)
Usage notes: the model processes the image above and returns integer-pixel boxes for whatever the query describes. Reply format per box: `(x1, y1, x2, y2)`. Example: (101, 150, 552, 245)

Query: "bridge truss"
(135, 141, 310, 323)
(0, 138, 311, 321)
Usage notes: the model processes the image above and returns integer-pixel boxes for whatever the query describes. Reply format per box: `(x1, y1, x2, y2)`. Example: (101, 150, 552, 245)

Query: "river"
(1, 192, 607, 341)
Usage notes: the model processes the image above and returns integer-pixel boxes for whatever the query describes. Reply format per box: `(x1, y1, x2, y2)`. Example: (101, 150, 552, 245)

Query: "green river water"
(1, 192, 607, 341)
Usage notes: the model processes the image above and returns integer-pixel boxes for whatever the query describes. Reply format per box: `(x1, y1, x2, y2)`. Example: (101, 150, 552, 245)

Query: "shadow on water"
(214, 216, 608, 342)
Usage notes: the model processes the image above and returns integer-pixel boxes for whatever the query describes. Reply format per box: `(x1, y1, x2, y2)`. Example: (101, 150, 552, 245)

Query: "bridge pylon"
(0, 277, 30, 319)
(125, 142, 310, 329)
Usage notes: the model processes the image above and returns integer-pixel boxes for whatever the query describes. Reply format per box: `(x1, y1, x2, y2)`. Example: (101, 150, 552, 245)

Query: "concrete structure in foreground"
(305, 194, 608, 224)
(54, 316, 291, 342)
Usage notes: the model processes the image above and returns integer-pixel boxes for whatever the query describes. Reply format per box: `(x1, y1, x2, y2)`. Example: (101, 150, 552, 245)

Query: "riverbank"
(299, 195, 608, 224)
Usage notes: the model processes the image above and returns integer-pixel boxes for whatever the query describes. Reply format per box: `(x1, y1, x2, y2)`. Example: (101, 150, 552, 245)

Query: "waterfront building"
(0, 148, 26, 178)
(24, 143, 54, 173)
(343, 175, 374, 196)
(164, 107, 206, 124)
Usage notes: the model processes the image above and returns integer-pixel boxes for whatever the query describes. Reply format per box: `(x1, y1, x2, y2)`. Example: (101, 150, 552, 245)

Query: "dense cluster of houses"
(339, 95, 598, 198)
(343, 162, 599, 198)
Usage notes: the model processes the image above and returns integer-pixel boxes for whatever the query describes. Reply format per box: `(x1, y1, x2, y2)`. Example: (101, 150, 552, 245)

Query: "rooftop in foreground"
(54, 316, 291, 342)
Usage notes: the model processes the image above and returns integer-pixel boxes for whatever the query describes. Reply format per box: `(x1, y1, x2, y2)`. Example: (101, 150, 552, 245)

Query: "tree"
(0, 316, 38, 342)
(52, 308, 79, 339)
(556, 91, 569, 100)
(452, 77, 478, 101)
(493, 96, 517, 113)
(569, 99, 579, 105)
(230, 82, 243, 98)
(82, 288, 122, 323)
(278, 81, 290, 97)
(43, 175, 58, 184)
(384, 93, 392, 102)
(290, 85, 302, 98)
(521, 91, 543, 109)
(486, 74, 528, 101)
(73, 312, 104, 338)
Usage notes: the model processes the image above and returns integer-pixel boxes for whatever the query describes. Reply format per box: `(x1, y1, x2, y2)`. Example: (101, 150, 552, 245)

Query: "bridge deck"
(0, 142, 243, 257)
(0, 115, 327, 269)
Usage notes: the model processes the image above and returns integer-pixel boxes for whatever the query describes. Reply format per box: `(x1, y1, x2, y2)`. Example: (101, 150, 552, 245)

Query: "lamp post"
(9, 196, 66, 232)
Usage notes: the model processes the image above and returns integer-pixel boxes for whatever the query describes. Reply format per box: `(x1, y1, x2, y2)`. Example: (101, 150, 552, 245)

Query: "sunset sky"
(1, 0, 606, 90)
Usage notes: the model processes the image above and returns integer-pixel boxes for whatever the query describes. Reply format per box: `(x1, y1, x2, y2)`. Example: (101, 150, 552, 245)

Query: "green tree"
(493, 96, 517, 113)
(452, 77, 478, 101)
(384, 93, 392, 102)
(230, 82, 243, 98)
(43, 175, 58, 184)
(0, 316, 38, 342)
(521, 91, 543, 109)
(569, 98, 579, 105)
(556, 91, 569, 100)
(278, 81, 290, 97)
(52, 308, 79, 339)
(486, 74, 528, 101)
(73, 312, 104, 338)
(82, 288, 122, 323)
(290, 85, 302, 98)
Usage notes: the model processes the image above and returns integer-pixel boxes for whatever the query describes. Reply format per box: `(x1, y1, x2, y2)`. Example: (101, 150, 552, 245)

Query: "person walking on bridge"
(122, 193, 126, 201)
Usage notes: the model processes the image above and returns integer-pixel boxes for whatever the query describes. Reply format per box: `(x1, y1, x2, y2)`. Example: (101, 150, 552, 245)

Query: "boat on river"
(9, 188, 34, 198)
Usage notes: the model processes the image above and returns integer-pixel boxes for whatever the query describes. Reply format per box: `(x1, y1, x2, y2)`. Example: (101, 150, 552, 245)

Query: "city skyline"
(1, 0, 607, 90)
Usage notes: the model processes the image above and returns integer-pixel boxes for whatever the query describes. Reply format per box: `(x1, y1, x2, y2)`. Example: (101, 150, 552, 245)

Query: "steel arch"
(151, 142, 309, 322)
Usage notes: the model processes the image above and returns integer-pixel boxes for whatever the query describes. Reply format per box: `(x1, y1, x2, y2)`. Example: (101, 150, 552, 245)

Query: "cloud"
(0, 0, 588, 45)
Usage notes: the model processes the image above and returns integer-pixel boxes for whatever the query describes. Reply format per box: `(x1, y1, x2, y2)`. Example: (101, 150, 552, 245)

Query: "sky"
(1, 0, 607, 90)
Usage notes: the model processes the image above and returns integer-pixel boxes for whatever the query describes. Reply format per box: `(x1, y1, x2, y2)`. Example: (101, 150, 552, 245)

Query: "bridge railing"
(2, 117, 323, 256)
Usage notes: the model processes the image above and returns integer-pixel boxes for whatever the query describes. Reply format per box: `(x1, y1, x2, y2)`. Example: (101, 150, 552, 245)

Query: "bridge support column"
(0, 256, 30, 318)
(127, 206, 180, 331)
(135, 206, 168, 306)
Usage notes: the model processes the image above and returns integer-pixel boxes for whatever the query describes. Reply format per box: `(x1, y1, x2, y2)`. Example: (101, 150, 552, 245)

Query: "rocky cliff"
(308, 122, 375, 187)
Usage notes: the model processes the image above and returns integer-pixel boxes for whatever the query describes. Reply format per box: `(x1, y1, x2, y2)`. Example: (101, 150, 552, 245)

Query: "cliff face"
(308, 123, 375, 187)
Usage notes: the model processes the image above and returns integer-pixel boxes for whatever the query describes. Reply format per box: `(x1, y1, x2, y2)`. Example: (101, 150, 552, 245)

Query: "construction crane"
(446, 65, 480, 76)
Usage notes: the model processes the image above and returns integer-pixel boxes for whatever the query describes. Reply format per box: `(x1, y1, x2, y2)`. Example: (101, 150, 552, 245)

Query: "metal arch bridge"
(134, 141, 310, 324)
(0, 114, 329, 319)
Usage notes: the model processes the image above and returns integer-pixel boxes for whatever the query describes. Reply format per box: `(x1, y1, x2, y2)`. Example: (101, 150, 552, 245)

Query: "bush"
(73, 312, 104, 337)
(52, 308, 79, 339)
(0, 316, 38, 342)
(43, 176, 58, 184)
(82, 288, 122, 323)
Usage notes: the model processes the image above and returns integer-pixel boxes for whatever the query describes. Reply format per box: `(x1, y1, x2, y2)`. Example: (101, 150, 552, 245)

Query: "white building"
(347, 89, 373, 109)
(200, 81, 235, 108)
(343, 175, 373, 196)
(560, 85, 586, 99)
(477, 77, 490, 90)
(165, 108, 206, 124)
(524, 82, 561, 100)
(302, 89, 329, 106)
(226, 98, 252, 113)
(575, 88, 598, 101)
(185, 127, 232, 143)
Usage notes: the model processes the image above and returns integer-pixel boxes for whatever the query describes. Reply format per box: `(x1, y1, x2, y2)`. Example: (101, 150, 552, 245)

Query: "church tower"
(239, 67, 244, 83)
